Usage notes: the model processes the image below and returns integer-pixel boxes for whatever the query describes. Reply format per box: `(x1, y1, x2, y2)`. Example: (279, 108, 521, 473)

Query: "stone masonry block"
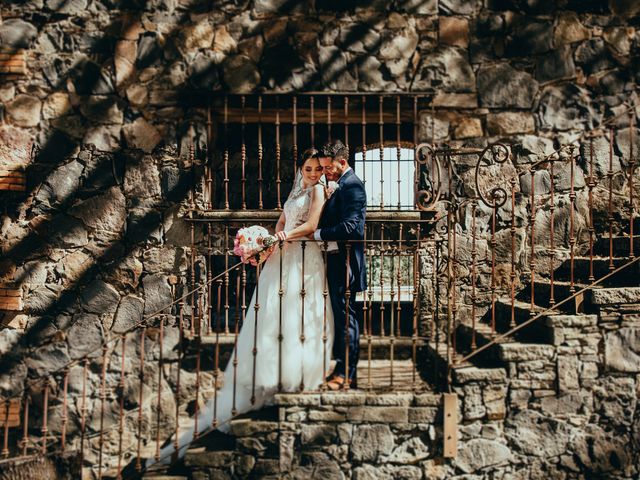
(558, 355, 580, 393)
(454, 367, 507, 384)
(414, 394, 441, 406)
(408, 407, 438, 423)
(499, 343, 555, 362)
(321, 392, 367, 406)
(365, 393, 414, 406)
(347, 406, 409, 423)
(274, 394, 321, 406)
(307, 409, 347, 422)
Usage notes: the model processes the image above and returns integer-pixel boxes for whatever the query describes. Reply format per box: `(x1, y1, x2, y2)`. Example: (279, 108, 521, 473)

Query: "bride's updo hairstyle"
(297, 148, 319, 168)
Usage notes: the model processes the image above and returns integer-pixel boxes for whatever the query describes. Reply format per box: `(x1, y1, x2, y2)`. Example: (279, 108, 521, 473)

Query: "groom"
(314, 140, 367, 390)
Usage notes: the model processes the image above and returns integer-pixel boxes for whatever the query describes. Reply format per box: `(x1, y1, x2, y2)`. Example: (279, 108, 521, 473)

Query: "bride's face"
(301, 158, 324, 187)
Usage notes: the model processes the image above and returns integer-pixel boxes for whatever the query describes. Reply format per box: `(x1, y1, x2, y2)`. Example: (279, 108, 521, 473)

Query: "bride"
(155, 149, 334, 463)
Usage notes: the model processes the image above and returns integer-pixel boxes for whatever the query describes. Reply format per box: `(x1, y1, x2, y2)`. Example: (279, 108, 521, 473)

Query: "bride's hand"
(275, 231, 288, 242)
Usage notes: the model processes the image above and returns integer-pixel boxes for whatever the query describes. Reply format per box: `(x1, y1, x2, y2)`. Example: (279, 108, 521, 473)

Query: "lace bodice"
(283, 185, 315, 231)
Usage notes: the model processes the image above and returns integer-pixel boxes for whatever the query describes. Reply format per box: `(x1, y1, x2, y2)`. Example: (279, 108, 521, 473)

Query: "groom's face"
(319, 157, 342, 181)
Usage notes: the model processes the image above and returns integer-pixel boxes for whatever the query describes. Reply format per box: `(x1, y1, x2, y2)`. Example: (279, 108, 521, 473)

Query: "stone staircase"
(135, 223, 640, 480)
(423, 217, 640, 387)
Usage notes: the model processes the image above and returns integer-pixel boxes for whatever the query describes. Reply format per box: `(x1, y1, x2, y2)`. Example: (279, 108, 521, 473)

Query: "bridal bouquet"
(233, 225, 277, 266)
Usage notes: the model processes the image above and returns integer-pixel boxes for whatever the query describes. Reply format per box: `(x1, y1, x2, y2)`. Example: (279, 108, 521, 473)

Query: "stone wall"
(0, 0, 639, 477)
(184, 294, 640, 479)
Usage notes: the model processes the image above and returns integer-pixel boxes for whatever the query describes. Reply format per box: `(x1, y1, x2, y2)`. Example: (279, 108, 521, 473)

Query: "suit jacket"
(319, 169, 367, 292)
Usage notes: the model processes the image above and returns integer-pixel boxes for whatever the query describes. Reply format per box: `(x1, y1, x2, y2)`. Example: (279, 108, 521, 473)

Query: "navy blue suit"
(319, 169, 367, 381)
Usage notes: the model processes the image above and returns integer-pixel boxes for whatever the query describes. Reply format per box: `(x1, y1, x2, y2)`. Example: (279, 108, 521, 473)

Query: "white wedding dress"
(155, 181, 334, 463)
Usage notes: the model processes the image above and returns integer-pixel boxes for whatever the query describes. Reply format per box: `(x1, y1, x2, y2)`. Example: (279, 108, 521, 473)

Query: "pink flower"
(233, 226, 274, 266)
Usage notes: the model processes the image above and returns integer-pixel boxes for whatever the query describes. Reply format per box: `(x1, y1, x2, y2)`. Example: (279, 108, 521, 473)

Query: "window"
(354, 145, 415, 210)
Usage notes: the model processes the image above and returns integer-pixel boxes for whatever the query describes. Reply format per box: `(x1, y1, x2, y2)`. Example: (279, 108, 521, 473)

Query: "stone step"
(516, 279, 589, 313)
(553, 256, 639, 285)
(593, 235, 640, 256)
(421, 339, 510, 388)
(180, 334, 425, 372)
(491, 298, 545, 335)
(587, 286, 640, 307)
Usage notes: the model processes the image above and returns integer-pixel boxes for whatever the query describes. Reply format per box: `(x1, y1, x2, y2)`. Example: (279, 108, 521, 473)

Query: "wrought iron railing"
(0, 97, 637, 478)
(421, 103, 639, 386)
(0, 235, 436, 477)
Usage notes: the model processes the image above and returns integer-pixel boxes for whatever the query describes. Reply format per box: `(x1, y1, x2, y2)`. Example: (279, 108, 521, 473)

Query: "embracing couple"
(159, 140, 366, 462)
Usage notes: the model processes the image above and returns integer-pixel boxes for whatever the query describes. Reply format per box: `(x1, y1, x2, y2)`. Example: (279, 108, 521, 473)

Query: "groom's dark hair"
(321, 139, 348, 162)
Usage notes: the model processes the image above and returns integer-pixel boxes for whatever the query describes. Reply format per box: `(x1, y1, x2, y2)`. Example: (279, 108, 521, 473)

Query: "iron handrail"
(451, 254, 640, 369)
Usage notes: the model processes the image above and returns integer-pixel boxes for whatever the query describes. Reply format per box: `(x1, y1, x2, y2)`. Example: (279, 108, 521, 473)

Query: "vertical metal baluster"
(155, 316, 164, 461)
(367, 241, 374, 391)
(114, 337, 126, 478)
(190, 215, 196, 336)
(413, 96, 419, 210)
(471, 202, 478, 350)
(344, 243, 352, 390)
(412, 245, 419, 390)
(530, 166, 536, 313)
(322, 242, 329, 391)
(310, 96, 315, 148)
(206, 99, 213, 209)
(549, 160, 556, 305)
(207, 224, 213, 335)
(173, 301, 184, 460)
(224, 97, 229, 209)
(2, 400, 9, 458)
(434, 238, 443, 382)
(241, 95, 247, 209)
(396, 96, 402, 209)
(135, 328, 145, 472)
(327, 96, 332, 143)
(510, 178, 517, 328)
(251, 263, 261, 405)
(344, 96, 350, 157)
(389, 245, 396, 388)
(213, 272, 222, 428)
(39, 380, 48, 454)
(258, 96, 264, 209)
(569, 146, 577, 293)
(278, 241, 284, 392)
(224, 225, 230, 334)
(21, 393, 29, 457)
(490, 201, 497, 334)
(609, 129, 615, 270)
(362, 96, 367, 192)
(629, 113, 635, 258)
(300, 241, 306, 391)
(452, 214, 459, 358)
(276, 98, 282, 210)
(79, 357, 88, 466)
(396, 224, 404, 338)
(193, 328, 202, 441)
(588, 139, 596, 281)
(446, 206, 453, 372)
(97, 345, 108, 479)
(232, 264, 246, 416)
(362, 227, 369, 341)
(60, 368, 69, 453)
(379, 95, 385, 210)
(293, 96, 298, 177)
(379, 225, 386, 337)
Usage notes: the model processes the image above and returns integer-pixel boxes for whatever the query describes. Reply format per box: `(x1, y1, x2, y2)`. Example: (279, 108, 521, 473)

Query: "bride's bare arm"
(281, 185, 325, 241)
(275, 211, 286, 233)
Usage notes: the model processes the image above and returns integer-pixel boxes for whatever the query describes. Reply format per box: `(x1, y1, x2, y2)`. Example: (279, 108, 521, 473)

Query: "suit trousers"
(327, 253, 360, 380)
